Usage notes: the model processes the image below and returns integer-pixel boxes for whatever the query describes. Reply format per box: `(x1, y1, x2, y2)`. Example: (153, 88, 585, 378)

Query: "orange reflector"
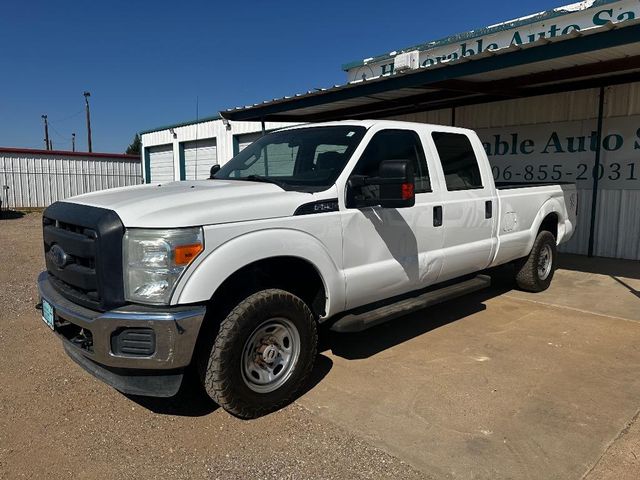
(401, 183, 415, 200)
(174, 243, 204, 266)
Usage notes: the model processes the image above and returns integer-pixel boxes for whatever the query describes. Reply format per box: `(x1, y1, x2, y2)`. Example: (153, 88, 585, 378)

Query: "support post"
(42, 115, 50, 150)
(84, 91, 93, 152)
(261, 119, 268, 175)
(587, 86, 606, 258)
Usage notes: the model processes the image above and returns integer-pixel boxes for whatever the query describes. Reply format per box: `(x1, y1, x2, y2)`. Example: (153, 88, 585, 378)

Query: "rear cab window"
(431, 132, 483, 191)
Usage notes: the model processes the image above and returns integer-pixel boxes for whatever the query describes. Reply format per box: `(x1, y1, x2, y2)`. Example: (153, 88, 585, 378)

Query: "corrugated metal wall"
(389, 82, 640, 260)
(0, 151, 142, 209)
(141, 119, 296, 183)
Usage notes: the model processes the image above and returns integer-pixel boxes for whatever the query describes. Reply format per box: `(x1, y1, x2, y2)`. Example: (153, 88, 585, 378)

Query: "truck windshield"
(214, 126, 366, 192)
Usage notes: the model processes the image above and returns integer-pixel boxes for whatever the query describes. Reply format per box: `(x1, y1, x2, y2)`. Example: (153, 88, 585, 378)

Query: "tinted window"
(242, 143, 299, 177)
(432, 132, 483, 190)
(352, 129, 431, 194)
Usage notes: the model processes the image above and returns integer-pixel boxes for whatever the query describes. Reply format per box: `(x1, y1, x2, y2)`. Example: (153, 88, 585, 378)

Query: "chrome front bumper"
(37, 272, 206, 371)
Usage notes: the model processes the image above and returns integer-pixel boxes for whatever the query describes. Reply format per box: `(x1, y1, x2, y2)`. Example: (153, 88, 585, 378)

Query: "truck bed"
(491, 182, 577, 267)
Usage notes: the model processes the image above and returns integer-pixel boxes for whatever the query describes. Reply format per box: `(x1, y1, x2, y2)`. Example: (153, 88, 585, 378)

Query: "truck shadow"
(124, 369, 219, 417)
(321, 267, 516, 360)
(124, 354, 334, 418)
(126, 268, 515, 417)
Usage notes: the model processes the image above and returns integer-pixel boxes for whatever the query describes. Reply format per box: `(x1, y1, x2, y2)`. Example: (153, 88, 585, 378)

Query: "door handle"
(433, 205, 443, 227)
(485, 200, 493, 219)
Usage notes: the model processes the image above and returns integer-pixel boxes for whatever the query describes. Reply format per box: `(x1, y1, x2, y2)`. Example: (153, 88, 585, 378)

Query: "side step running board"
(330, 274, 491, 333)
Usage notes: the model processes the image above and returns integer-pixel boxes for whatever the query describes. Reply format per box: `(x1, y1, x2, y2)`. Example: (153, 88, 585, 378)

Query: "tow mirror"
(209, 164, 221, 179)
(347, 159, 415, 208)
(377, 159, 415, 208)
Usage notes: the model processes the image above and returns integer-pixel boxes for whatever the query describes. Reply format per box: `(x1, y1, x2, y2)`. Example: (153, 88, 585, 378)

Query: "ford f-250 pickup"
(38, 120, 577, 418)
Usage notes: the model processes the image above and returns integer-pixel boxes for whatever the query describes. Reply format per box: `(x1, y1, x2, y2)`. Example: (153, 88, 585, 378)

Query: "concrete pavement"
(300, 255, 640, 479)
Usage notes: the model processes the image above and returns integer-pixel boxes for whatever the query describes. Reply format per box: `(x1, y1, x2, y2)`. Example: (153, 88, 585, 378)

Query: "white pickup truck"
(38, 120, 577, 418)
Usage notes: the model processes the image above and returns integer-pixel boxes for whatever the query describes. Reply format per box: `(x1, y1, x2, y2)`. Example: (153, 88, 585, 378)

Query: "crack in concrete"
(503, 295, 640, 324)
(580, 408, 640, 480)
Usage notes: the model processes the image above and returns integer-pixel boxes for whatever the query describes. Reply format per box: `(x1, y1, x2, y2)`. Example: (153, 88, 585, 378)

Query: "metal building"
(140, 116, 294, 183)
(0, 147, 141, 209)
(218, 0, 640, 260)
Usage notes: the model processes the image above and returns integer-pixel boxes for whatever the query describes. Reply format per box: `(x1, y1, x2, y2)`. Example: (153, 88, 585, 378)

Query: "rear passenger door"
(341, 128, 444, 309)
(429, 131, 496, 281)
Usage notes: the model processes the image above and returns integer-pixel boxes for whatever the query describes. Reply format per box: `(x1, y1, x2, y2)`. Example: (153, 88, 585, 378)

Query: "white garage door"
(236, 132, 263, 153)
(183, 138, 217, 180)
(148, 145, 174, 183)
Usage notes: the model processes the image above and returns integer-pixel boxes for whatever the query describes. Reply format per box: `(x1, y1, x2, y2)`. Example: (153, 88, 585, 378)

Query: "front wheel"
(198, 289, 318, 419)
(514, 230, 557, 292)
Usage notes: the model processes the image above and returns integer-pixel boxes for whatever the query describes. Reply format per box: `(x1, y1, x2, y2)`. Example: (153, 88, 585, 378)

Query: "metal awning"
(221, 19, 640, 122)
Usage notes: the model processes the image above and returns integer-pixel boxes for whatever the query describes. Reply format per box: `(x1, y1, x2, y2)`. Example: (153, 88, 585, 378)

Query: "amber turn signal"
(174, 243, 204, 266)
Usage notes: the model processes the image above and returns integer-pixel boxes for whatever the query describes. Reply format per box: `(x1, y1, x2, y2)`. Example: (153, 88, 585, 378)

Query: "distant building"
(139, 116, 295, 183)
(0, 147, 141, 209)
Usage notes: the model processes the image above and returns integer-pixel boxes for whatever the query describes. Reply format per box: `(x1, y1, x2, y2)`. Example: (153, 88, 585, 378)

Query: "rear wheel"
(515, 230, 557, 292)
(198, 289, 317, 419)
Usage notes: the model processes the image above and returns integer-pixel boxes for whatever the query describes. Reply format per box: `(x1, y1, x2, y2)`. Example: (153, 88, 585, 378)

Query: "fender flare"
(172, 228, 345, 318)
(525, 197, 566, 253)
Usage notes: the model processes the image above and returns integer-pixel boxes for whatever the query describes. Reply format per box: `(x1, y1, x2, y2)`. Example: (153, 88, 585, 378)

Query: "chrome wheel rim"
(538, 244, 553, 281)
(241, 318, 300, 394)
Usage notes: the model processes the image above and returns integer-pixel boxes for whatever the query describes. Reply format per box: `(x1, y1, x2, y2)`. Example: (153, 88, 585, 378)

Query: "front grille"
(43, 202, 126, 311)
(44, 218, 100, 306)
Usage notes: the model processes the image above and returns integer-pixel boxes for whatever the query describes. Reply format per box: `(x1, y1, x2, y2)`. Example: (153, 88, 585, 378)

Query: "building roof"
(341, 0, 622, 71)
(0, 146, 140, 160)
(139, 114, 221, 136)
(220, 18, 640, 122)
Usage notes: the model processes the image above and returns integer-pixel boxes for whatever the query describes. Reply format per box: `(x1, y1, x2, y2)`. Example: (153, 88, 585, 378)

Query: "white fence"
(0, 148, 142, 209)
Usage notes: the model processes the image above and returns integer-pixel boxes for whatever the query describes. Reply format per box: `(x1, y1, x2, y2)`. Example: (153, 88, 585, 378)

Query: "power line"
(46, 121, 74, 147)
(47, 120, 69, 140)
(51, 108, 84, 123)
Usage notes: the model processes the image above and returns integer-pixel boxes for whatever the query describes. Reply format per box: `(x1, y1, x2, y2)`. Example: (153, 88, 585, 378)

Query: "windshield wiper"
(243, 175, 288, 190)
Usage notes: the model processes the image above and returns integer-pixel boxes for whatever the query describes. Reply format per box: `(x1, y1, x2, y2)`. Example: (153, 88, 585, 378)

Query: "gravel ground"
(0, 212, 426, 480)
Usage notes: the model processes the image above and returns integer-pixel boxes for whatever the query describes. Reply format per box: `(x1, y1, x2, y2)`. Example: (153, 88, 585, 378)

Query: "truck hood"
(67, 180, 317, 227)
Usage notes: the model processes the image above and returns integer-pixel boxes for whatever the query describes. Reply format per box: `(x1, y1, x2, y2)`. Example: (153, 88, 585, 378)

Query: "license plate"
(41, 299, 55, 330)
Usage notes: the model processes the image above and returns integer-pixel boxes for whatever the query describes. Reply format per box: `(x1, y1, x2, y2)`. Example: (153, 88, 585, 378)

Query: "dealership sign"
(346, 0, 639, 82)
(476, 116, 640, 190)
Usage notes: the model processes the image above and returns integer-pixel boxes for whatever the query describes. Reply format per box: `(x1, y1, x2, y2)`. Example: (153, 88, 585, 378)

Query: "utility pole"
(41, 115, 50, 150)
(72, 133, 76, 152)
(49, 140, 53, 150)
(84, 91, 92, 152)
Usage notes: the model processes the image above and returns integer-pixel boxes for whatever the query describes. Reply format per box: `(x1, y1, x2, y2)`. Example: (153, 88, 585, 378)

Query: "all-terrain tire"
(198, 289, 317, 419)
(514, 230, 557, 292)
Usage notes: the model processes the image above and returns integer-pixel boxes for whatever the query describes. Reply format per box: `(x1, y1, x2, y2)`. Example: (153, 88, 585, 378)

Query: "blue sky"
(0, 0, 566, 153)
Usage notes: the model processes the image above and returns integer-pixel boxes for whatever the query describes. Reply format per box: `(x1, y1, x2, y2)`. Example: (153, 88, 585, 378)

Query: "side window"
(351, 129, 431, 195)
(312, 144, 349, 173)
(431, 132, 483, 190)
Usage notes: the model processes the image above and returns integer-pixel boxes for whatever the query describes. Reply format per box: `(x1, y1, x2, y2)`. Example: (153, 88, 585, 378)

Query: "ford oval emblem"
(50, 244, 69, 268)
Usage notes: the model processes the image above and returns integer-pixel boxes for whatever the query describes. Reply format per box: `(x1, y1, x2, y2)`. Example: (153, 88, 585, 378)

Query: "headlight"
(123, 227, 204, 305)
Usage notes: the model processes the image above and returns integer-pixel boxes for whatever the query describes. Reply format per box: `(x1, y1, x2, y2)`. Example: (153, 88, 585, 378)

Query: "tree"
(126, 134, 141, 155)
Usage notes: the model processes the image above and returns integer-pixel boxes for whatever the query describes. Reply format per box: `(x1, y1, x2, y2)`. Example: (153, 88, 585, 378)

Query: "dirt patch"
(0, 213, 425, 480)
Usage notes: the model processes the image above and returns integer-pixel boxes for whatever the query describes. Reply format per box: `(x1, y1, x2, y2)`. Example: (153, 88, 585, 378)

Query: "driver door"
(341, 128, 445, 310)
